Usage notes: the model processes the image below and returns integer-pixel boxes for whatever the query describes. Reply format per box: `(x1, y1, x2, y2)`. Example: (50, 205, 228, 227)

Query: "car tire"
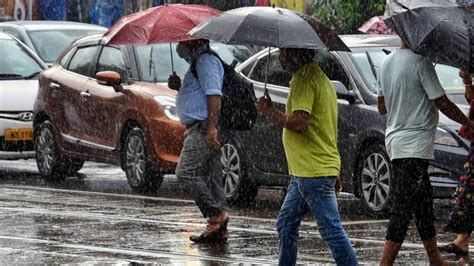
(34, 121, 67, 181)
(220, 141, 259, 206)
(122, 127, 163, 193)
(356, 143, 394, 217)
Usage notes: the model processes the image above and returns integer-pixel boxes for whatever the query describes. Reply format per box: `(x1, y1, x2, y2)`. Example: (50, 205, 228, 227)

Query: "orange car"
(33, 34, 185, 192)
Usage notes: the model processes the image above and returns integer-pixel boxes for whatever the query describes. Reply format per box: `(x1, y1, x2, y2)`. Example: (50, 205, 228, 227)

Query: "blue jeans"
(276, 177, 358, 266)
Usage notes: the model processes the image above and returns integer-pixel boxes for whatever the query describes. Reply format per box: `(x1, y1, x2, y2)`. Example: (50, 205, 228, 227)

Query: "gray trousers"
(175, 122, 227, 218)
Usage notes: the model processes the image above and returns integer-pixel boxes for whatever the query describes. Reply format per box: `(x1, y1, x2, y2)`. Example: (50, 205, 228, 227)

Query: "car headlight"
(153, 95, 179, 122)
(434, 127, 460, 147)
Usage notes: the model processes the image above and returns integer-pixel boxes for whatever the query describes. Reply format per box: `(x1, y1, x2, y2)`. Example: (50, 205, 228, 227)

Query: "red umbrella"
(104, 4, 220, 45)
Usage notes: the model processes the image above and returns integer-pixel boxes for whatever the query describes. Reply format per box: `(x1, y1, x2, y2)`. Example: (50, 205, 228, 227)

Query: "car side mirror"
(96, 71, 123, 92)
(332, 81, 356, 104)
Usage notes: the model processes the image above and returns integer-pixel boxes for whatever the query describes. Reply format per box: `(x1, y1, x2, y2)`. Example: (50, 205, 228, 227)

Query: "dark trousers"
(175, 122, 226, 218)
(385, 158, 437, 243)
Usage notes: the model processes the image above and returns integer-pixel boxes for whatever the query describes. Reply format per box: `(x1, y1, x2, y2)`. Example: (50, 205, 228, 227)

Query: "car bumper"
(0, 150, 35, 160)
(0, 119, 32, 136)
(146, 117, 185, 174)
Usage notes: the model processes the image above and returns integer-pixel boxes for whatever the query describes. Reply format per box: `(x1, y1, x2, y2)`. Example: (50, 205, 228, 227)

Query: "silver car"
(0, 21, 107, 66)
(220, 34, 467, 217)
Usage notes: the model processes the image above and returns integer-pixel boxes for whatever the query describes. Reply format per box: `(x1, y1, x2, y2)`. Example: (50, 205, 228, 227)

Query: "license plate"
(4, 128, 33, 141)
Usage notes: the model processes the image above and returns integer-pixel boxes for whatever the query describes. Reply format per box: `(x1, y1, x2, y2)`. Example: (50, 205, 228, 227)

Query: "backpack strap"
(190, 50, 224, 80)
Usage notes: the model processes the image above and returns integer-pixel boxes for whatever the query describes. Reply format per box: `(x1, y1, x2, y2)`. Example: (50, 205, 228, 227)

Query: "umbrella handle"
(169, 43, 175, 74)
(264, 47, 270, 98)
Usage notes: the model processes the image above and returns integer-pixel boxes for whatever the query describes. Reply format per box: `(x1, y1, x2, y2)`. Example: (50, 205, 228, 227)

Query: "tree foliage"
(307, 0, 386, 34)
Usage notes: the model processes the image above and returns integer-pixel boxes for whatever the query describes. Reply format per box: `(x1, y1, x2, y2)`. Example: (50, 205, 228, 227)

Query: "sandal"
(439, 243, 469, 257)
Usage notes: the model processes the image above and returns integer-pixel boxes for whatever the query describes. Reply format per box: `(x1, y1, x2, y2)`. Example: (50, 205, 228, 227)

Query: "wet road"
(0, 160, 470, 264)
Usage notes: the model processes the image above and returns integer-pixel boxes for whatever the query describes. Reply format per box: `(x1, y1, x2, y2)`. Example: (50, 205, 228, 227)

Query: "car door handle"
(80, 91, 91, 98)
(50, 82, 60, 90)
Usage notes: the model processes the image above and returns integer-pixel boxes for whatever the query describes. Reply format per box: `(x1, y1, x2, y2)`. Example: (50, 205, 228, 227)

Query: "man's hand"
(207, 126, 221, 150)
(168, 73, 181, 91)
(377, 96, 387, 115)
(256, 96, 273, 115)
(335, 177, 342, 197)
(460, 69, 472, 84)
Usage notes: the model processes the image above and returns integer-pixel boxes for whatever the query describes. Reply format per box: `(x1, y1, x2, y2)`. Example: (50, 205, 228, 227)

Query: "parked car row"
(0, 20, 468, 216)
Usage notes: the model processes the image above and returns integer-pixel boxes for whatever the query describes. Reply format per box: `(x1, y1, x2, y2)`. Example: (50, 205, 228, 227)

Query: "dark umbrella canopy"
(384, 0, 474, 72)
(189, 6, 350, 51)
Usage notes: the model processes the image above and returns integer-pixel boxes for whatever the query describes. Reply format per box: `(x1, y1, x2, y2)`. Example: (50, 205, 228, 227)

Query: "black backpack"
(191, 51, 257, 130)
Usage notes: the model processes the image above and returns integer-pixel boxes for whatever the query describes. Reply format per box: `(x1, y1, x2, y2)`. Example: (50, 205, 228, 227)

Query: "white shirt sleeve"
(416, 58, 446, 100)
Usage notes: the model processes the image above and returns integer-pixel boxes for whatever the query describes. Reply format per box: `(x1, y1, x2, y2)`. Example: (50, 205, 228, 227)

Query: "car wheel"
(220, 141, 258, 206)
(357, 144, 393, 217)
(123, 128, 163, 193)
(34, 121, 66, 181)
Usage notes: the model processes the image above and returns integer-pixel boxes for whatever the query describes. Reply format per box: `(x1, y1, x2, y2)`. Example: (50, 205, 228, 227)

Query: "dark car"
(219, 34, 468, 216)
(33, 33, 254, 192)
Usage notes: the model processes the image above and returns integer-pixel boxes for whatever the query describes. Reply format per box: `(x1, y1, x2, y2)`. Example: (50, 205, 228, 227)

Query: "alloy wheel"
(125, 135, 146, 187)
(36, 126, 55, 174)
(220, 143, 241, 197)
(361, 152, 391, 211)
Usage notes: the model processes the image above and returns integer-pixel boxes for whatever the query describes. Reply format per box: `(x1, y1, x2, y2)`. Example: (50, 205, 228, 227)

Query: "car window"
(59, 48, 75, 68)
(314, 50, 350, 88)
(240, 61, 255, 77)
(68, 46, 99, 77)
(351, 49, 463, 94)
(351, 50, 387, 94)
(27, 29, 106, 63)
(135, 42, 254, 82)
(2, 28, 24, 43)
(96, 46, 127, 80)
(135, 43, 188, 82)
(210, 42, 253, 67)
(0, 39, 43, 80)
(250, 52, 292, 87)
(434, 64, 463, 91)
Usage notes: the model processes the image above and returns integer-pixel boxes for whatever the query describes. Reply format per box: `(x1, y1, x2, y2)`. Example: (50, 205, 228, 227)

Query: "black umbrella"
(189, 6, 349, 51)
(384, 0, 474, 72)
(189, 6, 349, 95)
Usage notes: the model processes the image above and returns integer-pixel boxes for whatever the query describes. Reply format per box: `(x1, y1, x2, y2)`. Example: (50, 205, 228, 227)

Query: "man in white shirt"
(378, 40, 474, 265)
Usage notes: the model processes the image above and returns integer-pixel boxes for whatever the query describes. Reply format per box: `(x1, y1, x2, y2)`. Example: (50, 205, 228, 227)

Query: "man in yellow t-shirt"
(257, 48, 357, 266)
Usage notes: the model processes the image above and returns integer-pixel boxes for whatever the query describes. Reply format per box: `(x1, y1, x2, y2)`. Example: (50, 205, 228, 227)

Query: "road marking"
(0, 247, 152, 264)
(0, 186, 388, 227)
(1, 206, 468, 251)
(0, 235, 277, 264)
(0, 185, 194, 204)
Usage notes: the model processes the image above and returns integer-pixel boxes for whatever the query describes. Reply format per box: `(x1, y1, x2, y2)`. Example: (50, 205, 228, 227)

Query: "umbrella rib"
(413, 19, 445, 51)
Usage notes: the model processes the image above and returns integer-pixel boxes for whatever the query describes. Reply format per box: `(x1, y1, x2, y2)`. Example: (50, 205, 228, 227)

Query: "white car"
(0, 32, 47, 160)
(0, 21, 107, 66)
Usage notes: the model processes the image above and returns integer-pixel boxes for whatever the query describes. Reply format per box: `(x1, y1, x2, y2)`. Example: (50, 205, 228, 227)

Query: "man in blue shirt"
(168, 39, 228, 243)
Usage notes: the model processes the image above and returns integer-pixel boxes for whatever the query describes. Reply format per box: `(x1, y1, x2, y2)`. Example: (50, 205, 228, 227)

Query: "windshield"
(351, 49, 464, 94)
(135, 42, 253, 83)
(28, 29, 106, 63)
(0, 39, 43, 80)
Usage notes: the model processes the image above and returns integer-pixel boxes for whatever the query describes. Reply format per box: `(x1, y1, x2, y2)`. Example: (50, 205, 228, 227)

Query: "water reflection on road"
(0, 160, 467, 264)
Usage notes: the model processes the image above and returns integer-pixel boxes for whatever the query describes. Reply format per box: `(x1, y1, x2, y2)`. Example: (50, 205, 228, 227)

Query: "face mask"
(177, 43, 192, 63)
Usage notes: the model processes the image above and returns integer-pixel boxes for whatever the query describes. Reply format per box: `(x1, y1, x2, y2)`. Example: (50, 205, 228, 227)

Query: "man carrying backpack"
(167, 39, 229, 243)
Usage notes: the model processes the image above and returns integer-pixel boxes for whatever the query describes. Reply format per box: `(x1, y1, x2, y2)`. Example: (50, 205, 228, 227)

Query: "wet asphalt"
(0, 159, 471, 265)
